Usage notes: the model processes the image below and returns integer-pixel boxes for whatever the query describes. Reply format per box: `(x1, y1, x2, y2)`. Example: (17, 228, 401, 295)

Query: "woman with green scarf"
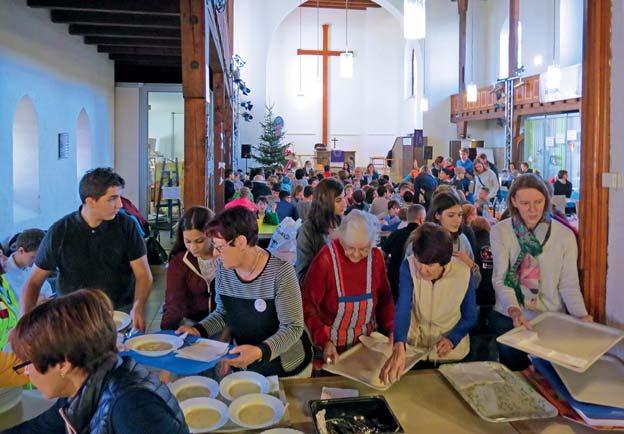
(490, 174, 591, 371)
(0, 272, 19, 350)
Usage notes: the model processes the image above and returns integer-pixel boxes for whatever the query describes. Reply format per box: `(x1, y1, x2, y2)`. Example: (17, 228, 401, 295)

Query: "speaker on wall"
(241, 144, 251, 159)
(423, 146, 433, 160)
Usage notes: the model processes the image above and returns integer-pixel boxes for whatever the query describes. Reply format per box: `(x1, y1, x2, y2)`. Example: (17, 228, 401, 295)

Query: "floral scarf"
(504, 215, 551, 308)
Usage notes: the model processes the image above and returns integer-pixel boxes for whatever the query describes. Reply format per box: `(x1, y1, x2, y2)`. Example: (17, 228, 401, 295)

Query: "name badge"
(254, 299, 267, 313)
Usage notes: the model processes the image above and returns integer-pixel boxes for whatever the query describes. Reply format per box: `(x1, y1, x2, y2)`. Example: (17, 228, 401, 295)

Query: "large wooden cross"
(297, 24, 344, 147)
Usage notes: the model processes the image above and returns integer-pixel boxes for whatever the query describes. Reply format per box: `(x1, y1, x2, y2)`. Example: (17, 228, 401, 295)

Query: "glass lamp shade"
(404, 0, 426, 40)
(466, 83, 478, 102)
(340, 51, 354, 78)
(420, 97, 429, 112)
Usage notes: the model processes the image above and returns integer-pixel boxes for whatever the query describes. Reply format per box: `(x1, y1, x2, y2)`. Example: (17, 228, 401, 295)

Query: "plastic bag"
(267, 217, 301, 265)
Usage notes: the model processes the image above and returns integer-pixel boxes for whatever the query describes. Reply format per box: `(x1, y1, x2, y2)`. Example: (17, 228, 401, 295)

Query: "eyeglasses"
(12, 360, 32, 375)
(342, 244, 371, 257)
(212, 238, 235, 254)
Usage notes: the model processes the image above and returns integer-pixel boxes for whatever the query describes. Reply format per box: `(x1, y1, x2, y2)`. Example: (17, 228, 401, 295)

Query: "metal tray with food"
(439, 361, 558, 423)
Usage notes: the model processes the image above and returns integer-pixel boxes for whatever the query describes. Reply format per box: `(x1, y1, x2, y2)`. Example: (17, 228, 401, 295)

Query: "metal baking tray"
(439, 361, 558, 423)
(309, 396, 404, 434)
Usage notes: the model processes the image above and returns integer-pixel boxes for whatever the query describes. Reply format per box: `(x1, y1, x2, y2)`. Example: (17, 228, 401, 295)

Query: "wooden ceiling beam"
(69, 24, 180, 39)
(84, 36, 180, 47)
(50, 10, 179, 27)
(97, 45, 181, 56)
(109, 53, 181, 64)
(299, 0, 380, 10)
(27, 0, 179, 15)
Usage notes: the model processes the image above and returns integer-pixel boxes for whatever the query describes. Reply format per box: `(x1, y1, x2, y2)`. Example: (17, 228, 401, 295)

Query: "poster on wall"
(545, 136, 555, 147)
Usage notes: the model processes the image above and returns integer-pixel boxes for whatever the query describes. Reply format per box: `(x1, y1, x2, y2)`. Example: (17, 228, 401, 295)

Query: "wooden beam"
(578, 0, 611, 323)
(84, 36, 180, 47)
(181, 0, 209, 208)
(28, 0, 179, 14)
(114, 63, 181, 83)
(98, 45, 181, 55)
(69, 24, 180, 39)
(50, 10, 180, 27)
(508, 0, 519, 76)
(109, 53, 181, 64)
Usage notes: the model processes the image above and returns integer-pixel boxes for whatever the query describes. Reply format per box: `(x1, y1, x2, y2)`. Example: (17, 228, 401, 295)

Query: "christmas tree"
(253, 105, 291, 168)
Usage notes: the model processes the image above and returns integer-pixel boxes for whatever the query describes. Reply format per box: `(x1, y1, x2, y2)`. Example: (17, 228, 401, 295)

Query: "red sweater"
(302, 242, 394, 349)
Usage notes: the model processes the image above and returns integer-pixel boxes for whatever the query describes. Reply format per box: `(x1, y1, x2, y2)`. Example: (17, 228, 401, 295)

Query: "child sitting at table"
(256, 196, 279, 225)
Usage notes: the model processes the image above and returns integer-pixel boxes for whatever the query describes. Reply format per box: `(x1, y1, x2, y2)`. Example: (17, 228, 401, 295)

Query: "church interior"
(1, 0, 624, 432)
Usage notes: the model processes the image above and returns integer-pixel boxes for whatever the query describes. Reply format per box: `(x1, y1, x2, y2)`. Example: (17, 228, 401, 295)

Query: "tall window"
(76, 109, 92, 181)
(12, 96, 40, 222)
(499, 19, 522, 78)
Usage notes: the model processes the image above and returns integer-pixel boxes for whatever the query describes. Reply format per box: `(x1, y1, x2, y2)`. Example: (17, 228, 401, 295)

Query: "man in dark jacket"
(413, 168, 438, 209)
(275, 190, 299, 222)
(381, 205, 425, 299)
(251, 174, 271, 199)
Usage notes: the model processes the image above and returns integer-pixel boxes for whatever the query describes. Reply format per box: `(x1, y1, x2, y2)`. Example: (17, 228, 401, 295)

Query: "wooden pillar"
(578, 0, 611, 322)
(508, 0, 519, 77)
(181, 0, 209, 208)
(213, 71, 226, 212)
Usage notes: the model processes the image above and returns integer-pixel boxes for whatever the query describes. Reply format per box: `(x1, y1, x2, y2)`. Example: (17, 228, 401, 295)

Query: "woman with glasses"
(161, 206, 217, 330)
(295, 178, 347, 284)
(177, 206, 313, 378)
(491, 174, 591, 371)
(301, 210, 394, 364)
(6, 290, 189, 434)
(379, 223, 477, 385)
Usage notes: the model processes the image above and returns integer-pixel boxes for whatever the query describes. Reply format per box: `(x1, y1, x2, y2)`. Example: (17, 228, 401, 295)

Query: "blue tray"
(120, 330, 229, 375)
(532, 357, 624, 420)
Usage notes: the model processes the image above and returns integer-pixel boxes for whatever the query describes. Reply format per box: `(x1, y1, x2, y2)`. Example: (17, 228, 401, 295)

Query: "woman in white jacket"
(490, 174, 591, 370)
(472, 161, 499, 202)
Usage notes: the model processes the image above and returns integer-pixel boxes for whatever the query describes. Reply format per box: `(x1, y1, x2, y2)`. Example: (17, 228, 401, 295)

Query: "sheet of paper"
(321, 387, 359, 400)
(566, 130, 577, 141)
(545, 136, 555, 147)
(175, 338, 229, 362)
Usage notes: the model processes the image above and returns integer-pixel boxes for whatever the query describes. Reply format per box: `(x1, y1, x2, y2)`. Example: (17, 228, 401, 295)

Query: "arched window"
(12, 96, 40, 222)
(499, 19, 522, 78)
(76, 109, 92, 180)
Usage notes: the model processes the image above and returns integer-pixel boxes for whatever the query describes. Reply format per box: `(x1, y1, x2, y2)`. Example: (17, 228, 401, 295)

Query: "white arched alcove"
(12, 96, 40, 222)
(76, 108, 92, 180)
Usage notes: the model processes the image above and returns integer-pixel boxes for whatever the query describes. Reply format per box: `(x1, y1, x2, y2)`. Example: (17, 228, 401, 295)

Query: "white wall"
(148, 92, 184, 160)
(114, 86, 141, 207)
(0, 0, 115, 241)
(266, 6, 406, 167)
(607, 0, 624, 335)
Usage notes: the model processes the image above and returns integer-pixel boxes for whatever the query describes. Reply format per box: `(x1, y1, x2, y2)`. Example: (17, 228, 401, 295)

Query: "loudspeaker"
(241, 144, 251, 159)
(423, 146, 433, 160)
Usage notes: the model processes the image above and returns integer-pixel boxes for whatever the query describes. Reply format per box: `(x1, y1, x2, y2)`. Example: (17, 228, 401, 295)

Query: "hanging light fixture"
(340, 0, 354, 78)
(466, 1, 477, 103)
(420, 39, 428, 112)
(404, 0, 426, 40)
(297, 7, 305, 96)
(545, 0, 561, 92)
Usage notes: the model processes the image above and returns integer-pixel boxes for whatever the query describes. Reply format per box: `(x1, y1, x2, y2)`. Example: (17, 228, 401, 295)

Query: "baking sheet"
(496, 312, 624, 372)
(553, 354, 624, 409)
(322, 334, 428, 391)
(439, 361, 558, 423)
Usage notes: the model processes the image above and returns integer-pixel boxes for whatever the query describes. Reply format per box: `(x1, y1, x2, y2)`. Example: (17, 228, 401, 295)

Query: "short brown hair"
(471, 216, 491, 233)
(16, 229, 46, 252)
(409, 222, 453, 265)
(507, 173, 551, 220)
(10, 290, 117, 374)
(207, 206, 259, 246)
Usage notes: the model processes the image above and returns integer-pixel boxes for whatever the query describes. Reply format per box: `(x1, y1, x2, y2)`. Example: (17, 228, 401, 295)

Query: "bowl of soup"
(125, 333, 184, 357)
(228, 393, 284, 430)
(170, 376, 219, 402)
(113, 311, 131, 332)
(181, 397, 229, 433)
(219, 371, 270, 401)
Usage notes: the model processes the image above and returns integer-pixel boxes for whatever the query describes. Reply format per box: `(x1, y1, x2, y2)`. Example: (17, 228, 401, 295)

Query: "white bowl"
(170, 376, 219, 402)
(228, 393, 284, 430)
(219, 371, 270, 401)
(125, 334, 184, 357)
(113, 311, 131, 332)
(260, 429, 305, 434)
(181, 397, 229, 433)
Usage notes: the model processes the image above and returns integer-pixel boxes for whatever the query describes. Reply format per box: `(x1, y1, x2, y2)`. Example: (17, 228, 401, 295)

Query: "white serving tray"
(322, 333, 428, 391)
(496, 312, 624, 373)
(439, 361, 558, 423)
(554, 354, 624, 409)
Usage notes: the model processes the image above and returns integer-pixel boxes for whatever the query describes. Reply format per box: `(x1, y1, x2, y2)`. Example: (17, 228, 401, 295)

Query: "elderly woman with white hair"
(302, 209, 394, 364)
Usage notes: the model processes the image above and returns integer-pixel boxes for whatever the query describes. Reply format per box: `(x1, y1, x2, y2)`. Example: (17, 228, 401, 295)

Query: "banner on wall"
(539, 63, 582, 103)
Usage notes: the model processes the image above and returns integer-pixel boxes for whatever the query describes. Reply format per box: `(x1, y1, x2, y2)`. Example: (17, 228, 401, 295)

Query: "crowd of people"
(0, 150, 586, 432)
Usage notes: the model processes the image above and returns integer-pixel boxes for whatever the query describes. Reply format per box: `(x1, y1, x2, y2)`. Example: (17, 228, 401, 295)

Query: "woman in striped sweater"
(177, 206, 312, 378)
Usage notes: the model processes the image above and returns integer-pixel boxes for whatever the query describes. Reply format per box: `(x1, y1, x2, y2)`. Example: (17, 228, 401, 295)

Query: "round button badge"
(254, 298, 267, 313)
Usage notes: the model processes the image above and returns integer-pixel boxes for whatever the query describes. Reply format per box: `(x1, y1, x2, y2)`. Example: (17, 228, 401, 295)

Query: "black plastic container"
(309, 396, 404, 434)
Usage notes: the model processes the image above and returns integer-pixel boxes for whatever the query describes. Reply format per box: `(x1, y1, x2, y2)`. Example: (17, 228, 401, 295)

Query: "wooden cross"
(297, 24, 344, 147)
(331, 137, 338, 149)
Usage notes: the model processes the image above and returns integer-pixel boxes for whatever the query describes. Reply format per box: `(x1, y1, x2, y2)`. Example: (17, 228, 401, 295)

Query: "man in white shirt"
(4, 229, 54, 303)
